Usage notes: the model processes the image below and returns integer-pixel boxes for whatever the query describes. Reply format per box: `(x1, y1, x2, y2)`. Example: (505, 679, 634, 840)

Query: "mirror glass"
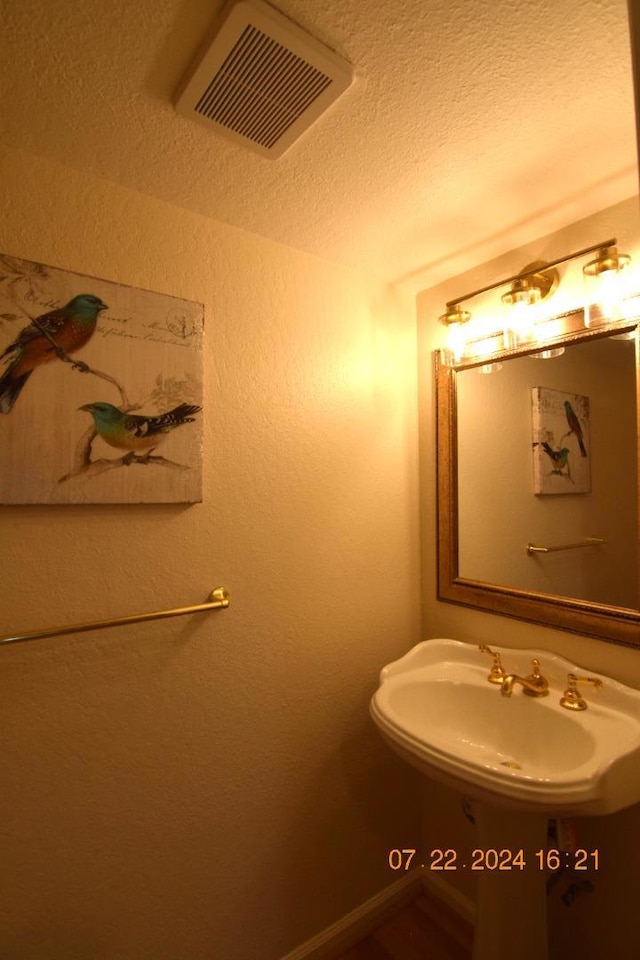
(436, 322, 640, 647)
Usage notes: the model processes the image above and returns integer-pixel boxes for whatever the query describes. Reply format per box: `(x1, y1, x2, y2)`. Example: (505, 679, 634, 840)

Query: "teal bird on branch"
(0, 294, 108, 413)
(563, 401, 587, 457)
(541, 442, 571, 477)
(79, 401, 202, 454)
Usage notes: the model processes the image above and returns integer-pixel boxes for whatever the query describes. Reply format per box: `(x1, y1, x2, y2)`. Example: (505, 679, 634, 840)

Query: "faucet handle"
(478, 644, 506, 685)
(521, 658, 549, 696)
(560, 673, 604, 711)
(527, 658, 542, 681)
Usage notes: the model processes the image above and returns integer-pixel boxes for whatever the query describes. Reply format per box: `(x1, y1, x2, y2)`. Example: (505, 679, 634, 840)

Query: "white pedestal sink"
(370, 639, 640, 960)
(467, 804, 548, 960)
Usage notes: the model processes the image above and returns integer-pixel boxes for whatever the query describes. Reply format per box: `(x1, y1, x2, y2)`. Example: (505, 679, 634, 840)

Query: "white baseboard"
(280, 868, 477, 960)
(279, 870, 423, 960)
(421, 870, 477, 925)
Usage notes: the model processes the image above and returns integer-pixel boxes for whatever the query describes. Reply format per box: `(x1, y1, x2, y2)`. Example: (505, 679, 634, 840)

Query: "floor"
(336, 893, 473, 960)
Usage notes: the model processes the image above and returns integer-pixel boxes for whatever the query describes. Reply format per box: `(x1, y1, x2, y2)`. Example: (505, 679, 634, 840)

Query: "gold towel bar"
(0, 587, 230, 646)
(526, 538, 607, 555)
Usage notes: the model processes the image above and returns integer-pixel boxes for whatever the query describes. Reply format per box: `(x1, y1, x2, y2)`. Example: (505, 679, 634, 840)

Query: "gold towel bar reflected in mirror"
(526, 538, 607, 555)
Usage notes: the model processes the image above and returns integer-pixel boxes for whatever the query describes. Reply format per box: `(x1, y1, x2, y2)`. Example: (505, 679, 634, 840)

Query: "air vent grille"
(175, 0, 353, 158)
(194, 24, 333, 150)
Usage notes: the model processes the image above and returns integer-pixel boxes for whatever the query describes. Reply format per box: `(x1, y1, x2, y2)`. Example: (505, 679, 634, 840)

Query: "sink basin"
(370, 638, 640, 815)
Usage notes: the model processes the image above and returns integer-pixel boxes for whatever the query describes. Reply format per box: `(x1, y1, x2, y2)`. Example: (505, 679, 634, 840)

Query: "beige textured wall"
(417, 197, 640, 958)
(0, 144, 422, 960)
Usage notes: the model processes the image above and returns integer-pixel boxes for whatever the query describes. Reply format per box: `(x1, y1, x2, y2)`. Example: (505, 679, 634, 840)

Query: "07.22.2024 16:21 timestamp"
(388, 848, 600, 872)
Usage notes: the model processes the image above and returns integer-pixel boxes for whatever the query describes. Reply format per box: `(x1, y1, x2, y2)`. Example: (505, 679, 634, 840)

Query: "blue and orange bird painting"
(79, 401, 202, 457)
(541, 442, 572, 480)
(0, 294, 108, 413)
(562, 400, 587, 457)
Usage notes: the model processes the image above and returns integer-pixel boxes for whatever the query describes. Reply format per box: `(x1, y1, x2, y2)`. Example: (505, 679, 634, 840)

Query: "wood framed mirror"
(436, 316, 640, 647)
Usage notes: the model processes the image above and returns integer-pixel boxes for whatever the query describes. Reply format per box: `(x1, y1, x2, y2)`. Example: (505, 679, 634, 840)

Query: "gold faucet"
(560, 673, 604, 711)
(500, 659, 549, 698)
(478, 644, 507, 684)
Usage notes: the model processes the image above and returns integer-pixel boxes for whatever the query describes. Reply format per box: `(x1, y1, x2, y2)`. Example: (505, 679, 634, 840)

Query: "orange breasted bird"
(0, 294, 108, 413)
(79, 401, 202, 454)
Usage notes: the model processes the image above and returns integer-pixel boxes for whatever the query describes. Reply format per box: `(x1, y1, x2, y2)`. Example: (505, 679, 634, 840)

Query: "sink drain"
(500, 760, 522, 770)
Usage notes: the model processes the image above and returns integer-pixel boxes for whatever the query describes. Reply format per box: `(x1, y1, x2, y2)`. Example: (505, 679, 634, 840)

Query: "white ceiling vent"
(175, 0, 353, 159)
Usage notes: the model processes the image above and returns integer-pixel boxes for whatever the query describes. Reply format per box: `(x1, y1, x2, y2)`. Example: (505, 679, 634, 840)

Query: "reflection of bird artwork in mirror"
(0, 294, 108, 413)
(79, 401, 202, 461)
(562, 400, 588, 457)
(531, 387, 590, 495)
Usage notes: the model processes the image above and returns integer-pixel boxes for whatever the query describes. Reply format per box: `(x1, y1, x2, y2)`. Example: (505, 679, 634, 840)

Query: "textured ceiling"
(1, 0, 637, 289)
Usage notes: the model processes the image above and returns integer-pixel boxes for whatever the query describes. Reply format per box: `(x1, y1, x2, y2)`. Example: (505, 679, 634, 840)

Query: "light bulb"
(583, 246, 631, 327)
(439, 307, 471, 366)
(502, 280, 541, 349)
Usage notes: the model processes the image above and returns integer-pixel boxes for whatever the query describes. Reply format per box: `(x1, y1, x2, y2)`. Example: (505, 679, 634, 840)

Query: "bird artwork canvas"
(531, 386, 591, 495)
(0, 254, 203, 504)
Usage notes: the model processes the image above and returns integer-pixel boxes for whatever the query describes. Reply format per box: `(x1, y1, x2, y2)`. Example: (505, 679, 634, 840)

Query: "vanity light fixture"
(438, 237, 632, 366)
